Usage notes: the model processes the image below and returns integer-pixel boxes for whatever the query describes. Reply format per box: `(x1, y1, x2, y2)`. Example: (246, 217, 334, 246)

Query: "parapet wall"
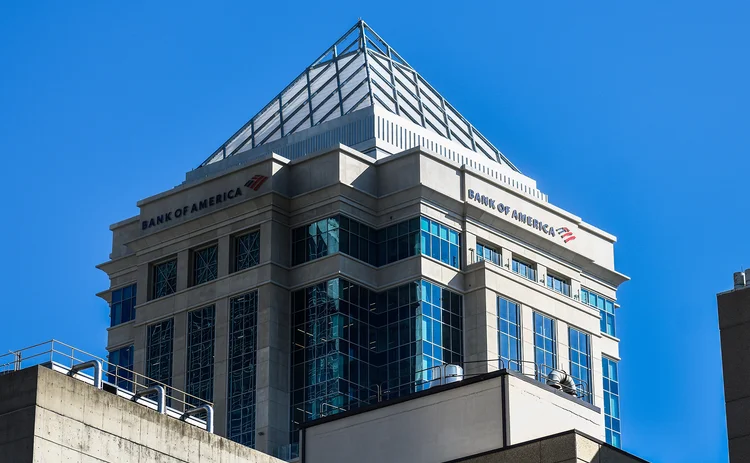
(0, 366, 281, 463)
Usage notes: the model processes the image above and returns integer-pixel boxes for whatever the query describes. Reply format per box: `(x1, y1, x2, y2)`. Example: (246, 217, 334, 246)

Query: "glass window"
(568, 327, 592, 403)
(420, 217, 460, 269)
(581, 288, 617, 337)
(603, 357, 622, 448)
(146, 318, 174, 397)
(546, 273, 571, 297)
(110, 284, 136, 326)
(379, 217, 419, 266)
(234, 230, 260, 271)
(107, 345, 134, 391)
(186, 306, 215, 405)
(476, 243, 500, 265)
(533, 312, 556, 381)
(291, 216, 340, 265)
(152, 259, 177, 299)
(228, 292, 259, 448)
(497, 297, 521, 371)
(512, 258, 536, 281)
(193, 245, 218, 285)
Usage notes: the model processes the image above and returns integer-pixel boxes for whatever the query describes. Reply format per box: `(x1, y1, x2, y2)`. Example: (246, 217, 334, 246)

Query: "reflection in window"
(568, 327, 592, 403)
(512, 258, 536, 281)
(476, 243, 500, 265)
(420, 217, 460, 269)
(379, 217, 420, 266)
(497, 297, 521, 371)
(235, 231, 260, 271)
(546, 273, 571, 296)
(186, 306, 215, 405)
(292, 217, 340, 265)
(110, 284, 136, 326)
(107, 345, 134, 391)
(581, 288, 616, 336)
(603, 357, 622, 448)
(152, 259, 177, 299)
(193, 245, 218, 285)
(146, 318, 174, 396)
(227, 292, 259, 448)
(533, 312, 556, 380)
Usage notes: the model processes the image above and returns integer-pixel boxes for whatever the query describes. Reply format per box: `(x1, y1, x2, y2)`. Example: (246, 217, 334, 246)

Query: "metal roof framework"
(200, 20, 519, 172)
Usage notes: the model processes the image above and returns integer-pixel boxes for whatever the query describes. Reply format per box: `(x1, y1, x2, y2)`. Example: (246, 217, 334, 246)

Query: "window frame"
(151, 257, 178, 300)
(533, 312, 556, 381)
(475, 242, 501, 266)
(110, 283, 137, 327)
(191, 243, 219, 287)
(512, 257, 537, 282)
(546, 272, 571, 297)
(233, 229, 261, 272)
(568, 326, 593, 403)
(497, 296, 522, 372)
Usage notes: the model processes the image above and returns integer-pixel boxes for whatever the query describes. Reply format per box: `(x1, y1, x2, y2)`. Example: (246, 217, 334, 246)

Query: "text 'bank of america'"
(98, 19, 629, 462)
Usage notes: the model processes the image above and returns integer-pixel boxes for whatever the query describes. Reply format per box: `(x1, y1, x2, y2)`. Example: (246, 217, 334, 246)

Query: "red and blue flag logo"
(245, 175, 268, 191)
(556, 227, 576, 243)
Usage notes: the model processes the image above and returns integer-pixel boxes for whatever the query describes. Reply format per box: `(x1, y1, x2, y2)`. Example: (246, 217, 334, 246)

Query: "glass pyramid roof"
(200, 20, 519, 173)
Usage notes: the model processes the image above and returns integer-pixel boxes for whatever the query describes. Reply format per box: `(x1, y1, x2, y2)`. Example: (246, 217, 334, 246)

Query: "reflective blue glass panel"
(228, 292, 259, 447)
(186, 305, 215, 405)
(533, 312, 556, 380)
(110, 284, 136, 326)
(107, 345, 134, 391)
(603, 357, 622, 448)
(497, 297, 521, 371)
(568, 327, 592, 403)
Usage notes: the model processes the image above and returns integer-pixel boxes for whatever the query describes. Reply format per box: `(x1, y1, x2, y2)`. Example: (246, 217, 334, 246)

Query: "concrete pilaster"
(212, 297, 230, 436)
(254, 283, 291, 455)
(218, 235, 231, 278)
(177, 249, 190, 291)
(171, 311, 188, 407)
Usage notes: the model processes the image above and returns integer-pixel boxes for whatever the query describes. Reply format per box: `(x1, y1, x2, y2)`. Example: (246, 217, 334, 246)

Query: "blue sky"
(1, 2, 746, 461)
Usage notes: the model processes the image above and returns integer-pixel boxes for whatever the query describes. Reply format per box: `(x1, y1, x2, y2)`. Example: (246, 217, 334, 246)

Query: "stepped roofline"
(198, 20, 520, 173)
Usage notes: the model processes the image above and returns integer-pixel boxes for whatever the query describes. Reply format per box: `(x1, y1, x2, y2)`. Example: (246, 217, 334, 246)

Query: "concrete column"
(571, 278, 582, 301)
(212, 297, 230, 436)
(556, 319, 570, 379)
(501, 248, 513, 271)
(261, 219, 289, 267)
(177, 249, 190, 291)
(171, 311, 188, 407)
(536, 263, 548, 287)
(462, 287, 488, 376)
(132, 324, 147, 383)
(218, 235, 232, 278)
(254, 283, 291, 455)
(520, 303, 536, 377)
(464, 229, 477, 266)
(485, 289, 499, 371)
(136, 264, 149, 305)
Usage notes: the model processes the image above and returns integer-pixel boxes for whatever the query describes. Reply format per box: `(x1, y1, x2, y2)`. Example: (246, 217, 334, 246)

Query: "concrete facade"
(718, 274, 750, 463)
(303, 371, 603, 463)
(0, 365, 283, 463)
(97, 22, 628, 459)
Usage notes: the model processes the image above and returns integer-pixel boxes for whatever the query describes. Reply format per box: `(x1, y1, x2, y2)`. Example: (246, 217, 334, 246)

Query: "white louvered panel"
(393, 63, 417, 97)
(368, 52, 394, 85)
(342, 69, 370, 114)
(254, 112, 281, 145)
(445, 104, 472, 141)
(473, 130, 497, 161)
(281, 75, 307, 108)
(448, 118, 472, 149)
(370, 74, 396, 113)
(337, 52, 364, 83)
(396, 78, 419, 114)
(398, 101, 421, 126)
(422, 107, 448, 137)
(311, 73, 338, 112)
(309, 61, 336, 94)
(283, 104, 310, 135)
(253, 98, 280, 136)
(224, 123, 254, 155)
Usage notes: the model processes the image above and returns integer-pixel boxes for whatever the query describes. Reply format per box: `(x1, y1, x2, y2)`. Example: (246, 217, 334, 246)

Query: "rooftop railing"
(0, 340, 214, 433)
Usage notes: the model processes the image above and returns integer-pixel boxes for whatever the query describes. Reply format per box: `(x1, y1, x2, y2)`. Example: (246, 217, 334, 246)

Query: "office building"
(717, 270, 750, 463)
(98, 20, 629, 460)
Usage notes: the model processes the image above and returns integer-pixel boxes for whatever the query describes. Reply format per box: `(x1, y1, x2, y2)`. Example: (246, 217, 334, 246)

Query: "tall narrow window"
(193, 245, 218, 285)
(186, 305, 215, 405)
(420, 217, 460, 269)
(603, 357, 622, 448)
(110, 284, 136, 326)
(568, 327, 592, 403)
(581, 289, 617, 337)
(476, 243, 500, 265)
(234, 231, 260, 271)
(378, 217, 419, 266)
(497, 297, 521, 371)
(533, 312, 556, 381)
(152, 259, 177, 299)
(228, 292, 259, 448)
(546, 273, 571, 296)
(512, 258, 536, 281)
(146, 318, 174, 394)
(107, 345, 134, 391)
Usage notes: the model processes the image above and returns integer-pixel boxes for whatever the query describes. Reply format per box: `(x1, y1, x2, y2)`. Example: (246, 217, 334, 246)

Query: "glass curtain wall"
(227, 292, 259, 447)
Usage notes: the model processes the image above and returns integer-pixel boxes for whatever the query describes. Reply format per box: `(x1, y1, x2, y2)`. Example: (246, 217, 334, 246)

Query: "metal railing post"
(68, 360, 102, 389)
(132, 385, 166, 414)
(181, 405, 214, 433)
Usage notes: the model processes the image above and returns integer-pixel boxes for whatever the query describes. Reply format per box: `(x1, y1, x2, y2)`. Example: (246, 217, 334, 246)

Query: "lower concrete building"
(718, 271, 750, 463)
(0, 364, 283, 463)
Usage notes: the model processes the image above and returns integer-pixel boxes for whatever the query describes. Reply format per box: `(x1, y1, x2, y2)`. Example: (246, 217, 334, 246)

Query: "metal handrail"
(68, 360, 102, 389)
(181, 405, 214, 433)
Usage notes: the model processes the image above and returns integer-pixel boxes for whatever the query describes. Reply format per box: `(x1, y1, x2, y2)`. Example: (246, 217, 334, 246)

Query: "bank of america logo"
(245, 175, 268, 191)
(556, 227, 577, 244)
